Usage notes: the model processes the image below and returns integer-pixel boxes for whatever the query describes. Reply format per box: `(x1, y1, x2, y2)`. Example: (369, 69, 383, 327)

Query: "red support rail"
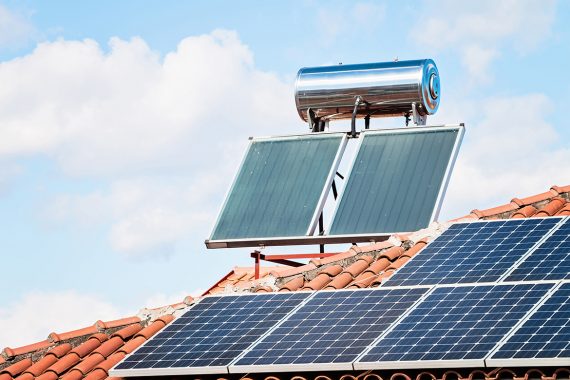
(251, 251, 342, 279)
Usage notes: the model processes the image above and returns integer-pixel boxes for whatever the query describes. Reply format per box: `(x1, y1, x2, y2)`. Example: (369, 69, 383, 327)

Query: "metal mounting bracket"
(412, 102, 427, 126)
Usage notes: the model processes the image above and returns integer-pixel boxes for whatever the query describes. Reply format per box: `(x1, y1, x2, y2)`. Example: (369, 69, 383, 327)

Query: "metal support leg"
(253, 250, 261, 279)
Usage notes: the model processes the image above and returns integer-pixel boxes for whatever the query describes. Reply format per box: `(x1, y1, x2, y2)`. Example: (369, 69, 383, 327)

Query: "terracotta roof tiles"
(0, 314, 171, 380)
(1, 184, 569, 380)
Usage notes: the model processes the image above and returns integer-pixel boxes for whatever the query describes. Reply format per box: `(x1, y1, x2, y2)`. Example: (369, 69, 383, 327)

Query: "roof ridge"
(0, 316, 142, 365)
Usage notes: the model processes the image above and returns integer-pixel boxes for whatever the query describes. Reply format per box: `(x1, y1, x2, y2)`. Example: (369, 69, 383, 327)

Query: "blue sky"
(0, 1, 569, 347)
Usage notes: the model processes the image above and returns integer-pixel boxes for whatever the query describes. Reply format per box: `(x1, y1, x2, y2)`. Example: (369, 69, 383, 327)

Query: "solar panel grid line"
(498, 216, 567, 282)
(504, 216, 570, 282)
(486, 280, 570, 367)
(229, 286, 432, 374)
(306, 133, 348, 235)
(354, 282, 555, 370)
(381, 217, 563, 287)
(110, 292, 313, 377)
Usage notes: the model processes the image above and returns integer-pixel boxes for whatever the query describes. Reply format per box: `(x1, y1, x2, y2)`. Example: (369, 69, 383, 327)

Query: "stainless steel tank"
(294, 59, 440, 122)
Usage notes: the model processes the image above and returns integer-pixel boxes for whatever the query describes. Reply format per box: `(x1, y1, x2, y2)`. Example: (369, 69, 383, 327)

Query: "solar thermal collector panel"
(329, 125, 464, 237)
(206, 132, 347, 248)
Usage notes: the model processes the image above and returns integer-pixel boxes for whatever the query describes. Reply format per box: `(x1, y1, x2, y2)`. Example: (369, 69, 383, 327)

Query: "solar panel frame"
(354, 281, 555, 370)
(381, 217, 563, 287)
(228, 286, 432, 373)
(110, 291, 314, 377)
(205, 132, 348, 249)
(486, 280, 570, 367)
(327, 125, 464, 238)
(502, 216, 570, 282)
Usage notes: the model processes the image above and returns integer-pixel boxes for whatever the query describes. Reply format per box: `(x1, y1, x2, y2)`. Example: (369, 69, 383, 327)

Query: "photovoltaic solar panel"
(206, 133, 346, 247)
(355, 282, 554, 369)
(488, 282, 570, 366)
(383, 218, 561, 287)
(230, 287, 428, 373)
(329, 126, 463, 236)
(111, 292, 310, 376)
(505, 217, 570, 281)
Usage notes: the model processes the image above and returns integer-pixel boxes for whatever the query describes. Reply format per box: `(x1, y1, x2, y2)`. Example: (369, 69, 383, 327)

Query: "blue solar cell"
(489, 282, 570, 363)
(113, 292, 310, 374)
(231, 287, 428, 372)
(505, 217, 570, 281)
(356, 282, 553, 368)
(383, 218, 561, 286)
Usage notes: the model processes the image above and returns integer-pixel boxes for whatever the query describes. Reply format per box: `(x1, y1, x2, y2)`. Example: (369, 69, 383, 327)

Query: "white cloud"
(317, 2, 386, 45)
(2, 30, 298, 257)
(45, 174, 229, 257)
(411, 0, 556, 84)
(439, 93, 570, 219)
(144, 289, 204, 309)
(0, 30, 296, 177)
(0, 291, 122, 348)
(0, 4, 34, 48)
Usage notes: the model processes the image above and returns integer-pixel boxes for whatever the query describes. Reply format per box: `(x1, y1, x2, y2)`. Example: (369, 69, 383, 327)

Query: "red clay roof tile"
(471, 201, 519, 218)
(347, 272, 379, 288)
(534, 197, 566, 217)
(357, 240, 395, 253)
(511, 205, 538, 218)
(92, 337, 123, 358)
(46, 353, 80, 375)
(379, 246, 404, 261)
(68, 338, 101, 358)
(116, 336, 145, 355)
(110, 324, 142, 341)
(301, 273, 332, 291)
(325, 272, 354, 290)
(59, 370, 82, 380)
(280, 276, 305, 292)
(92, 352, 124, 373)
(94, 316, 140, 330)
(557, 204, 570, 216)
(1, 359, 32, 377)
(134, 319, 167, 340)
(2, 341, 52, 359)
(69, 354, 104, 375)
(34, 372, 56, 380)
(512, 189, 559, 206)
(552, 184, 570, 194)
(48, 325, 98, 343)
(18, 356, 57, 377)
(319, 264, 344, 277)
(87, 334, 108, 344)
(275, 263, 317, 278)
(344, 256, 374, 277)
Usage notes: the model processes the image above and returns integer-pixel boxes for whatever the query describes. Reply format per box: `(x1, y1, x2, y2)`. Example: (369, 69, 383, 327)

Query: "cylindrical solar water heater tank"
(294, 59, 440, 122)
